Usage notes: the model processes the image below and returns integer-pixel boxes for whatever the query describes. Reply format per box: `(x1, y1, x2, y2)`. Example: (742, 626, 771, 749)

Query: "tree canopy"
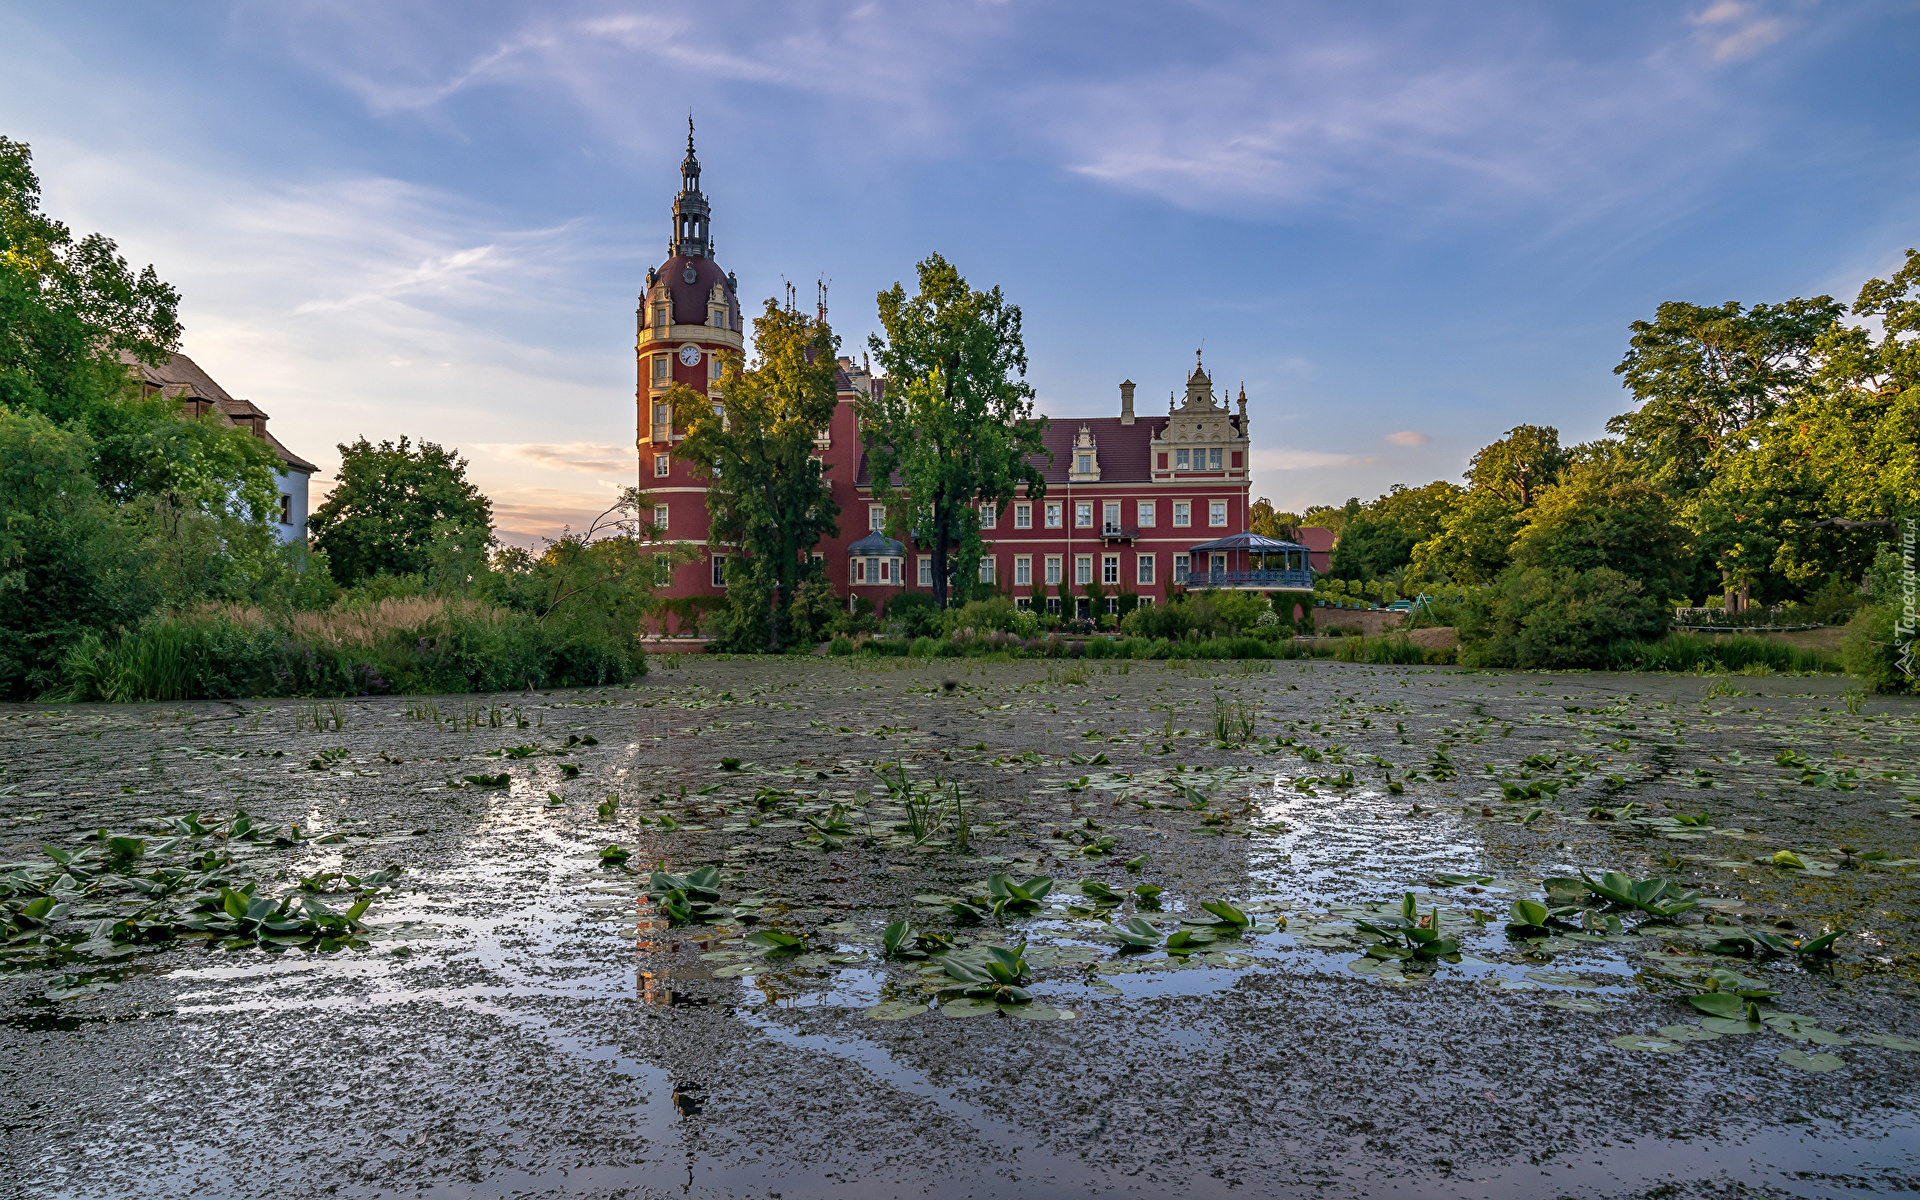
(674, 299, 842, 650)
(309, 437, 493, 587)
(861, 253, 1049, 609)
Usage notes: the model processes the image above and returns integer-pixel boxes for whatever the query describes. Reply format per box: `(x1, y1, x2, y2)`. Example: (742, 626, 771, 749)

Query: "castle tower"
(636, 120, 745, 611)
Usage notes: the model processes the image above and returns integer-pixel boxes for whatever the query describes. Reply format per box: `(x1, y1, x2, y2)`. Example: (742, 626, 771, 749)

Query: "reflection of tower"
(635, 118, 744, 613)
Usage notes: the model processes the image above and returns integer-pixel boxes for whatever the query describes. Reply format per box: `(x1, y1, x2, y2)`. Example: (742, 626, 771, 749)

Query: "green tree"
(1467, 425, 1565, 508)
(309, 437, 493, 587)
(674, 300, 842, 651)
(1458, 566, 1670, 669)
(1, 136, 181, 429)
(1330, 481, 1464, 580)
(0, 409, 142, 696)
(1410, 489, 1523, 585)
(861, 253, 1050, 610)
(1509, 464, 1692, 602)
(1610, 297, 1843, 488)
(1248, 497, 1300, 540)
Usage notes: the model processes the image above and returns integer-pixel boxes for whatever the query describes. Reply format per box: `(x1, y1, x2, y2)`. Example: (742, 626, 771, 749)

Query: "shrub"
(942, 596, 1018, 635)
(884, 590, 941, 638)
(1336, 635, 1424, 664)
(1459, 566, 1670, 669)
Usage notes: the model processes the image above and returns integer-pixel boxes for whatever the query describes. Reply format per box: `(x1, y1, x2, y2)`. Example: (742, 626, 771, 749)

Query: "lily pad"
(711, 963, 758, 978)
(1656, 1024, 1722, 1042)
(1524, 969, 1600, 989)
(866, 1000, 930, 1020)
(1012, 1004, 1076, 1020)
(1539, 996, 1610, 1013)
(1854, 1032, 1920, 1052)
(1777, 1048, 1846, 1073)
(1610, 1034, 1685, 1054)
(941, 998, 999, 1018)
(1699, 1016, 1766, 1035)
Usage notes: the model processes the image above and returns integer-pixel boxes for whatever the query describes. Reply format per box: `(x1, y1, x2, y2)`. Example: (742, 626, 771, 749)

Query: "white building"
(122, 351, 318, 542)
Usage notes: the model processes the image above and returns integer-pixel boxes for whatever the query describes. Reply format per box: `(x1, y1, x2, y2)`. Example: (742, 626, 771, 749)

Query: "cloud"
(1385, 431, 1431, 446)
(1251, 448, 1375, 471)
(477, 443, 635, 475)
(1690, 2, 1792, 62)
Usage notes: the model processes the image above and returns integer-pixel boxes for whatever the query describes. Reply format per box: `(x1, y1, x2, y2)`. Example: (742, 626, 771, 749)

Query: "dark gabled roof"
(855, 415, 1182, 487)
(118, 350, 318, 473)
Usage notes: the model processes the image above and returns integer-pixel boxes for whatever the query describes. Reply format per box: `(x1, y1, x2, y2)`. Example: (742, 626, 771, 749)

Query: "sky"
(3, 1, 1917, 546)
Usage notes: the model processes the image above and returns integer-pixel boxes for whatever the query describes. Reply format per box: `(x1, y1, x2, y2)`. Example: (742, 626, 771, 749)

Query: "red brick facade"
(637, 138, 1258, 626)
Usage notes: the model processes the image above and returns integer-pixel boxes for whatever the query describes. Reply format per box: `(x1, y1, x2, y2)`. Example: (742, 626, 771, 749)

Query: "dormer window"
(1176, 449, 1190, 470)
(1077, 454, 1091, 474)
(1209, 447, 1223, 469)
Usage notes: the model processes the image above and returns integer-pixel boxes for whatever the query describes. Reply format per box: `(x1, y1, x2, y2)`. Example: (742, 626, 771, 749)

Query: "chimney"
(1119, 379, 1136, 425)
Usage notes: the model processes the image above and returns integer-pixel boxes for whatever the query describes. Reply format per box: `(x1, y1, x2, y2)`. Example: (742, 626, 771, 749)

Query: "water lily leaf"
(940, 998, 999, 1018)
(711, 963, 758, 978)
(1656, 1024, 1722, 1042)
(1777, 1048, 1846, 1073)
(1855, 1032, 1920, 1052)
(866, 1000, 930, 1020)
(1539, 997, 1610, 1013)
(1686, 992, 1747, 1019)
(1698, 1016, 1766, 1034)
(1524, 970, 1599, 989)
(1610, 1034, 1685, 1054)
(1012, 1004, 1076, 1020)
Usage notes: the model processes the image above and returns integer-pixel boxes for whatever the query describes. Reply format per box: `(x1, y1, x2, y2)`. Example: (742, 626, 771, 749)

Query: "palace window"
(1102, 555, 1119, 585)
(1014, 503, 1032, 529)
(712, 555, 728, 588)
(919, 557, 933, 587)
(1015, 596, 1031, 611)
(979, 557, 996, 584)
(1045, 502, 1063, 529)
(1137, 500, 1155, 526)
(1046, 596, 1060, 615)
(1103, 502, 1120, 532)
(1209, 448, 1223, 470)
(1210, 501, 1228, 527)
(1045, 555, 1062, 586)
(1138, 555, 1155, 585)
(654, 454, 670, 478)
(1015, 555, 1032, 585)
(1075, 555, 1092, 586)
(1077, 453, 1092, 474)
(1075, 502, 1093, 528)
(653, 503, 669, 530)
(1176, 448, 1190, 470)
(1173, 554, 1190, 584)
(869, 505, 886, 531)
(1173, 501, 1191, 527)
(709, 356, 722, 380)
(979, 503, 996, 529)
(653, 355, 669, 384)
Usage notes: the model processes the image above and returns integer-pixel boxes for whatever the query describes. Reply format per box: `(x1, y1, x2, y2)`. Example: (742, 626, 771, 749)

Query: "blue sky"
(3, 1, 1917, 544)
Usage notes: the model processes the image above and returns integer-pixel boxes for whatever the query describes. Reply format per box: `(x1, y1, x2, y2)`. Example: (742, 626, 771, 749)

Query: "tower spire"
(671, 115, 712, 258)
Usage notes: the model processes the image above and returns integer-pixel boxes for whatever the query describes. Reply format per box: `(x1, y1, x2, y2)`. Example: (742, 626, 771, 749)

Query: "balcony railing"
(1185, 569, 1316, 591)
(1101, 523, 1139, 541)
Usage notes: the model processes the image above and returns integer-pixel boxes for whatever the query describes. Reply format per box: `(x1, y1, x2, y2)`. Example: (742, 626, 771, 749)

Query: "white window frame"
(918, 556, 933, 587)
(1209, 447, 1223, 470)
(1045, 555, 1062, 586)
(1102, 554, 1119, 585)
(1014, 503, 1032, 529)
(712, 555, 728, 588)
(1173, 501, 1191, 528)
(1139, 596, 1155, 609)
(1137, 500, 1155, 527)
(1075, 555, 1093, 586)
(869, 505, 886, 531)
(1173, 554, 1190, 583)
(979, 557, 996, 584)
(654, 454, 670, 479)
(652, 356, 669, 384)
(1014, 555, 1032, 586)
(1175, 448, 1190, 470)
(1015, 596, 1031, 611)
(1075, 502, 1093, 528)
(979, 503, 996, 529)
(653, 503, 669, 530)
(1045, 502, 1063, 529)
(1077, 453, 1092, 474)
(1103, 502, 1120, 531)
(1210, 501, 1228, 527)
(1138, 555, 1155, 585)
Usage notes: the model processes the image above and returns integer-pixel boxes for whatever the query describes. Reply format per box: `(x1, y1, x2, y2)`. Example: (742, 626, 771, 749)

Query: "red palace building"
(637, 131, 1313, 630)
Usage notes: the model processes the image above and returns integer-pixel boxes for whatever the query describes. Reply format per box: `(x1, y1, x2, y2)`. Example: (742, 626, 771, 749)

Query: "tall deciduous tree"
(861, 254, 1049, 610)
(309, 437, 493, 587)
(1467, 425, 1566, 509)
(674, 299, 841, 651)
(1609, 297, 1843, 488)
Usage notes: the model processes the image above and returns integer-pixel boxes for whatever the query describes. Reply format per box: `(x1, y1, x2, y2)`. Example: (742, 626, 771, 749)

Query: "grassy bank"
(51, 598, 645, 702)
